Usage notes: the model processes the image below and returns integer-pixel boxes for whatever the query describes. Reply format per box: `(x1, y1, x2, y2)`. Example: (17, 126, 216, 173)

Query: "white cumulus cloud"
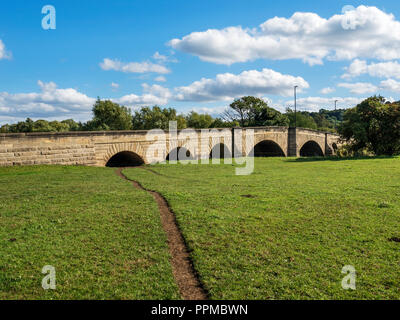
(0, 81, 95, 118)
(100, 58, 170, 74)
(282, 96, 364, 112)
(169, 6, 400, 65)
(116, 84, 171, 106)
(0, 81, 173, 121)
(153, 52, 168, 62)
(188, 106, 229, 116)
(0, 40, 11, 60)
(342, 59, 400, 79)
(154, 76, 167, 82)
(338, 82, 379, 94)
(320, 87, 336, 94)
(174, 68, 309, 102)
(380, 79, 400, 92)
(338, 79, 400, 94)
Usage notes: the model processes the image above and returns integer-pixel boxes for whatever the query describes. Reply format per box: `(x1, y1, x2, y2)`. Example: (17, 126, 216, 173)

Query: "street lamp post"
(294, 85, 298, 127)
(334, 100, 338, 130)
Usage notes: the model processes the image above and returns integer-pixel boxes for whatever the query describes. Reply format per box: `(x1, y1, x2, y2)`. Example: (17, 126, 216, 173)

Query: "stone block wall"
(0, 132, 96, 167)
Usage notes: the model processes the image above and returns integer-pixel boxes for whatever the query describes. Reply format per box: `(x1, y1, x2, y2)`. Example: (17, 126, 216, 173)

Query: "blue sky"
(1, 0, 400, 124)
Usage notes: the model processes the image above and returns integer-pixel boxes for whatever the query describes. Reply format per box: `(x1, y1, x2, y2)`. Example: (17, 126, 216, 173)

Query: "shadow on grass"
(285, 155, 397, 163)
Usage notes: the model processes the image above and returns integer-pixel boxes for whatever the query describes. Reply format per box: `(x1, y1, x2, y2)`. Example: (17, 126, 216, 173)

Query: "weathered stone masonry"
(0, 127, 340, 167)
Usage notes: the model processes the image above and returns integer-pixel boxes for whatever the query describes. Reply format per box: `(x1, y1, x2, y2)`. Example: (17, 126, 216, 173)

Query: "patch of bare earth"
(115, 168, 208, 300)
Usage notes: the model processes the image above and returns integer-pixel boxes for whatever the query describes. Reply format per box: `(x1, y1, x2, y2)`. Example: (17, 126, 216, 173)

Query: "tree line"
(0, 96, 344, 133)
(338, 96, 400, 156)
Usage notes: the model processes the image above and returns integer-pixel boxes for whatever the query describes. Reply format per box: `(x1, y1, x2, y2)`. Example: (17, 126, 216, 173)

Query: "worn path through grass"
(116, 168, 207, 300)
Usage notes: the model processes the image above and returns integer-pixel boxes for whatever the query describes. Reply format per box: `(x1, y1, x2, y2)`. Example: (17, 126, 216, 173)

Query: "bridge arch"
(106, 151, 144, 167)
(251, 140, 285, 157)
(300, 140, 324, 157)
(209, 143, 231, 159)
(166, 147, 194, 161)
(103, 142, 146, 166)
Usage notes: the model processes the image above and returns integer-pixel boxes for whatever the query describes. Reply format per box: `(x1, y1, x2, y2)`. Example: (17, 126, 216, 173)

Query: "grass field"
(0, 166, 179, 299)
(124, 157, 400, 299)
(1, 157, 400, 299)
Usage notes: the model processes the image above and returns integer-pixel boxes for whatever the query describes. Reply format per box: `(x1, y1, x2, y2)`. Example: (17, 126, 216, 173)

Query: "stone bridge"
(0, 127, 340, 167)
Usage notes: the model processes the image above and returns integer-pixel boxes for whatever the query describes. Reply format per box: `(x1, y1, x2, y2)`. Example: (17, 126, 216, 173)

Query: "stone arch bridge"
(0, 127, 340, 167)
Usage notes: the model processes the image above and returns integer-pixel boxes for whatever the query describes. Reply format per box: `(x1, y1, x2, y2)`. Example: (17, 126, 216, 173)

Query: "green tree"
(311, 109, 346, 131)
(0, 118, 79, 133)
(210, 118, 239, 128)
(339, 96, 400, 156)
(312, 113, 333, 129)
(82, 120, 111, 131)
(132, 106, 187, 130)
(32, 120, 53, 132)
(49, 121, 70, 132)
(87, 98, 133, 131)
(175, 115, 187, 130)
(286, 109, 318, 130)
(185, 111, 214, 128)
(61, 119, 82, 131)
(224, 96, 289, 127)
(253, 106, 289, 127)
(0, 124, 10, 133)
(7, 118, 35, 133)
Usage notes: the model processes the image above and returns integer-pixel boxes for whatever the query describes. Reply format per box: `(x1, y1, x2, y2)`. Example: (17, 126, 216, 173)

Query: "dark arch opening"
(251, 140, 285, 157)
(300, 141, 324, 157)
(106, 151, 144, 167)
(166, 147, 194, 161)
(326, 145, 333, 156)
(332, 143, 338, 151)
(209, 143, 231, 159)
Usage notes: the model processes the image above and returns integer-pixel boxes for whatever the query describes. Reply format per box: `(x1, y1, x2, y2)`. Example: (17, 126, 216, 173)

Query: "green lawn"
(124, 157, 400, 299)
(0, 166, 180, 299)
(1, 157, 400, 299)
